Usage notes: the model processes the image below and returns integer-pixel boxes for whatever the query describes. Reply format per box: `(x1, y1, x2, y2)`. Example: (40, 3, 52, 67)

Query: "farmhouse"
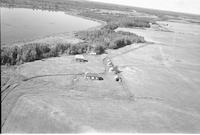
(89, 51, 97, 55)
(75, 55, 88, 62)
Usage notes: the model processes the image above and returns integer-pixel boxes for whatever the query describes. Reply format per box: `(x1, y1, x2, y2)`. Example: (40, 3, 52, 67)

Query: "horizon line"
(87, 0, 200, 16)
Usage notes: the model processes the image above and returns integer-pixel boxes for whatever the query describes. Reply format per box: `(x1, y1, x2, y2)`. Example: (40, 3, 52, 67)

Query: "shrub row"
(1, 29, 145, 66)
(76, 29, 145, 50)
(80, 11, 152, 29)
(1, 43, 93, 65)
(117, 18, 151, 28)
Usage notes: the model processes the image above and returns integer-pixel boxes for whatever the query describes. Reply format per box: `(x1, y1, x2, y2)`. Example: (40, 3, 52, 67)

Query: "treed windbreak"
(1, 28, 145, 65)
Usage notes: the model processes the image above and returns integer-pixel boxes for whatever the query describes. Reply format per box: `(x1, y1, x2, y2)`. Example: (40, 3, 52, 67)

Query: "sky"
(88, 0, 200, 15)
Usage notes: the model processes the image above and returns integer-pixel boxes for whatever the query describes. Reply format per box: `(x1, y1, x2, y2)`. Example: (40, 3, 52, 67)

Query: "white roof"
(75, 55, 85, 59)
(90, 52, 96, 55)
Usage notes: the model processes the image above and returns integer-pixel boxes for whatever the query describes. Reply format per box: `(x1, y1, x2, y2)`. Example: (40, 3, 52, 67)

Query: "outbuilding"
(75, 55, 88, 62)
(89, 52, 97, 55)
(108, 67, 114, 72)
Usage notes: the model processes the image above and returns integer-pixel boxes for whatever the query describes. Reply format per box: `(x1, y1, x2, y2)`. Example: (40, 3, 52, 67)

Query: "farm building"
(89, 51, 97, 55)
(84, 73, 103, 80)
(108, 67, 114, 72)
(75, 55, 88, 62)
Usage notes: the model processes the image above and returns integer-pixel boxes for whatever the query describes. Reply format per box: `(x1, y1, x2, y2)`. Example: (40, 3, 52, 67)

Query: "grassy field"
(2, 20, 200, 132)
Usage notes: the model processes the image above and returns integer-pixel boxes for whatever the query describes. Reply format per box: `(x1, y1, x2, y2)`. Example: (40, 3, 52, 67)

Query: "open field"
(2, 20, 200, 132)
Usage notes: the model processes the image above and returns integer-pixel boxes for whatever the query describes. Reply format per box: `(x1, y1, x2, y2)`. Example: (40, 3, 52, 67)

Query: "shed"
(108, 67, 114, 72)
(89, 52, 97, 55)
(75, 55, 88, 62)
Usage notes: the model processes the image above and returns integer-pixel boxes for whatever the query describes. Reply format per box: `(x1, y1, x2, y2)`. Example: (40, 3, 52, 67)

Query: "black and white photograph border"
(1, 0, 200, 133)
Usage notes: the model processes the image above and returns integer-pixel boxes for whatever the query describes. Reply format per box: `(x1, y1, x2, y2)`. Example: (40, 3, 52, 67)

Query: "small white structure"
(75, 55, 85, 59)
(107, 61, 113, 67)
(75, 55, 88, 62)
(89, 52, 97, 55)
(107, 59, 111, 62)
(108, 67, 114, 72)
